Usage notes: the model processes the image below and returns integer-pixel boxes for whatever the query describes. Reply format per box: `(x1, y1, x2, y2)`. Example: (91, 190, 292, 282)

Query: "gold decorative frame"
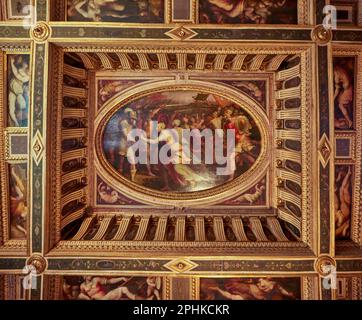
(333, 46, 362, 246)
(92, 71, 274, 209)
(0, 48, 30, 255)
(44, 42, 317, 255)
(169, 0, 196, 23)
(4, 128, 28, 161)
(334, 132, 355, 163)
(2, 0, 33, 21)
(94, 81, 270, 207)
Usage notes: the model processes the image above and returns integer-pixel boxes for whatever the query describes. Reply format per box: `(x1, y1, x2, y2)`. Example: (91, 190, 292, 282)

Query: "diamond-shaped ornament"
(164, 258, 198, 273)
(32, 130, 45, 165)
(318, 133, 332, 168)
(165, 26, 198, 41)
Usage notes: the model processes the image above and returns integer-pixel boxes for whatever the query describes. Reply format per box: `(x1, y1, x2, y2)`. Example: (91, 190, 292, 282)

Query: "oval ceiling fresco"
(100, 89, 263, 194)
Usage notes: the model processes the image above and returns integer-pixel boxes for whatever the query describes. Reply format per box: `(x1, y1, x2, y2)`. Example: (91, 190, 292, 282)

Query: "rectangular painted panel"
(335, 165, 352, 240)
(333, 56, 355, 130)
(66, 0, 165, 23)
(62, 276, 162, 300)
(8, 163, 28, 240)
(200, 277, 301, 300)
(7, 54, 30, 127)
(199, 0, 298, 24)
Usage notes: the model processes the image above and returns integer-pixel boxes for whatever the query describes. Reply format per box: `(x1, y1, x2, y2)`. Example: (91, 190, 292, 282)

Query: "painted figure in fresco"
(63, 282, 81, 299)
(223, 108, 256, 179)
(103, 90, 261, 192)
(97, 182, 121, 204)
(142, 106, 164, 178)
(207, 0, 245, 22)
(145, 276, 162, 300)
(103, 113, 120, 165)
(65, 276, 162, 300)
(8, 55, 30, 127)
(154, 120, 187, 190)
(142, 121, 209, 189)
(99, 80, 131, 103)
(245, 0, 287, 23)
(9, 166, 27, 238)
(233, 81, 263, 103)
(200, 0, 288, 24)
(137, 0, 160, 19)
(68, 0, 163, 22)
(334, 61, 354, 129)
(68, 0, 129, 21)
(118, 108, 138, 181)
(207, 109, 223, 130)
(205, 278, 296, 300)
(335, 166, 352, 239)
(235, 183, 265, 204)
(78, 276, 138, 300)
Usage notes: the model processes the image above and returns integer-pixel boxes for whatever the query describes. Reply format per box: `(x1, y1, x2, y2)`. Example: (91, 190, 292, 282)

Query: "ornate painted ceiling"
(0, 0, 361, 301)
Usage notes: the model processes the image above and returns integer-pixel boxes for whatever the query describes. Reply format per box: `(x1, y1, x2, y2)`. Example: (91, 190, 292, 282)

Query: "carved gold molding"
(43, 44, 317, 257)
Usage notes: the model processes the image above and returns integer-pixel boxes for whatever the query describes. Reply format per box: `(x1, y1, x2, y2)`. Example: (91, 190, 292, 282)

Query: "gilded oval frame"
(94, 80, 270, 207)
